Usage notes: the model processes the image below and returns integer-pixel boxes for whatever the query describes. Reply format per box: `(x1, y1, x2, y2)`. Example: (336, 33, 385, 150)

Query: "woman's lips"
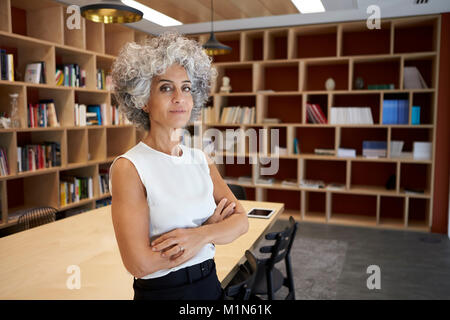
(169, 110, 186, 113)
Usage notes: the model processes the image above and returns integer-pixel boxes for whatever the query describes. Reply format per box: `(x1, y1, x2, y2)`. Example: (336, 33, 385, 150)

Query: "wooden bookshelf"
(0, 0, 152, 229)
(192, 15, 443, 233)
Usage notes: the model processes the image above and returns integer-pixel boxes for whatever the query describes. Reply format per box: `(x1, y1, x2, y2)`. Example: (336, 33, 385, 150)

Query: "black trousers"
(133, 259, 224, 300)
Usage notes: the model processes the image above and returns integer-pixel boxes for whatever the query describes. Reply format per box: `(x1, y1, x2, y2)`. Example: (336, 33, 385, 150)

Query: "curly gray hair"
(111, 31, 217, 131)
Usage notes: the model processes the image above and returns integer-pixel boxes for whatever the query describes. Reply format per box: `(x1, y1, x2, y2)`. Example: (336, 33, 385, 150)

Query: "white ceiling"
(57, 0, 450, 35)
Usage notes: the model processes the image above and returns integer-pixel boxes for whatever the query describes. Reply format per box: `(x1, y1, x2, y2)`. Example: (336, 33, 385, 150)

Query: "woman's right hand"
(203, 198, 236, 225)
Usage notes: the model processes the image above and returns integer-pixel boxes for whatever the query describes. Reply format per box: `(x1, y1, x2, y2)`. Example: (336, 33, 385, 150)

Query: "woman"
(109, 32, 249, 300)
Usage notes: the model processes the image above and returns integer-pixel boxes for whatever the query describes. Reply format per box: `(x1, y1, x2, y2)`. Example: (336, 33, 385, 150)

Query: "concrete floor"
(269, 219, 450, 300)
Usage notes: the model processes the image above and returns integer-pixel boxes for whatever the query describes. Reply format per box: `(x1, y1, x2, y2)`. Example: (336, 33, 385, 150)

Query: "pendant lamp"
(81, 0, 143, 24)
(202, 0, 231, 56)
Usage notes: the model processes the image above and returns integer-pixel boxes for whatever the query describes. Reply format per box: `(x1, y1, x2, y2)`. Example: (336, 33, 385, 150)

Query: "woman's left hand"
(150, 227, 208, 262)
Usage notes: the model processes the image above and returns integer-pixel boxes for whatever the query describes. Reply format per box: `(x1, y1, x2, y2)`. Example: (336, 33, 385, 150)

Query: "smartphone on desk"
(247, 208, 275, 219)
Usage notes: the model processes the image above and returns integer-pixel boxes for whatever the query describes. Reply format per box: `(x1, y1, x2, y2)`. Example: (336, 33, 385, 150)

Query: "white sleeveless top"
(109, 141, 217, 279)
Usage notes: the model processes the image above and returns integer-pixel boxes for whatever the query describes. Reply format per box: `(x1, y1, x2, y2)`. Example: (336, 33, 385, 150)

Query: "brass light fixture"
(81, 0, 143, 24)
(202, 0, 231, 56)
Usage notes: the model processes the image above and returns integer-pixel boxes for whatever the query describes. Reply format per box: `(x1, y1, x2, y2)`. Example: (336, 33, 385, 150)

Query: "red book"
(313, 104, 328, 124)
(306, 103, 320, 124)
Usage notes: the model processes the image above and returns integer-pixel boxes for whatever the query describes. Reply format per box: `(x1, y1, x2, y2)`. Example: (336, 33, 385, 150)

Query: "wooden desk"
(0, 200, 284, 299)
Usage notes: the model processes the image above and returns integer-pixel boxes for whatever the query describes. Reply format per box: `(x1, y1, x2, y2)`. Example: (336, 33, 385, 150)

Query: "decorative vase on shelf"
(325, 78, 335, 91)
(355, 77, 365, 90)
(9, 93, 20, 128)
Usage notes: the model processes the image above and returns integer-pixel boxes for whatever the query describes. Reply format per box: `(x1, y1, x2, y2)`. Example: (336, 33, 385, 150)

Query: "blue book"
(412, 106, 421, 125)
(397, 99, 409, 124)
(363, 141, 387, 150)
(382, 100, 398, 124)
(87, 105, 102, 125)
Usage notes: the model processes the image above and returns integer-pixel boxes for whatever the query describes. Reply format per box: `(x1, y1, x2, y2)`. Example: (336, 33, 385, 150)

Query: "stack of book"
(263, 118, 281, 124)
(98, 169, 110, 195)
(382, 99, 409, 124)
(326, 183, 346, 190)
(314, 148, 335, 156)
(330, 107, 374, 124)
(362, 141, 387, 158)
(110, 104, 131, 125)
(55, 64, 86, 87)
(17, 142, 61, 172)
(306, 103, 327, 124)
(201, 106, 215, 124)
(337, 148, 356, 158)
(367, 84, 395, 90)
(25, 62, 46, 84)
(281, 179, 298, 187)
(219, 106, 255, 124)
(74, 103, 111, 126)
(60, 175, 93, 206)
(256, 177, 274, 185)
(96, 69, 112, 90)
(300, 179, 325, 189)
(0, 147, 9, 176)
(0, 49, 14, 81)
(96, 198, 112, 208)
(27, 100, 60, 128)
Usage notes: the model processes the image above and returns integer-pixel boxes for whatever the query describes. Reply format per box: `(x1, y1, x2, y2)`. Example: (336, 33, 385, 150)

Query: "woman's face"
(146, 63, 194, 129)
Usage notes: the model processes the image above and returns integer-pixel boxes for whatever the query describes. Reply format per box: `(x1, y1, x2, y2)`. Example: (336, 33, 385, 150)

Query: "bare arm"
(111, 158, 179, 278)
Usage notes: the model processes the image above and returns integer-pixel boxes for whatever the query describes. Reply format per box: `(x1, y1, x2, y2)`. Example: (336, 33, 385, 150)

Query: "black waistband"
(134, 259, 215, 290)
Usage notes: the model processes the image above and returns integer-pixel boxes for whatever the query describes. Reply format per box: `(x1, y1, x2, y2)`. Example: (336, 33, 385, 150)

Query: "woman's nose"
(172, 87, 184, 104)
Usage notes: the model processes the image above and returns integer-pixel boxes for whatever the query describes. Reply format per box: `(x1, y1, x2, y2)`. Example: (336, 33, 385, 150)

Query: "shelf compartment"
(88, 127, 106, 162)
(104, 23, 134, 56)
(411, 92, 434, 125)
(63, 7, 85, 50)
(86, 20, 104, 54)
(215, 64, 253, 93)
(330, 193, 377, 226)
(304, 191, 326, 222)
(332, 93, 381, 124)
(304, 94, 328, 124)
(98, 162, 110, 196)
(353, 57, 401, 90)
(6, 171, 59, 222)
(390, 127, 432, 159)
(341, 21, 391, 56)
(304, 159, 346, 186)
(16, 130, 63, 171)
(0, 32, 55, 84)
(67, 128, 87, 165)
(263, 94, 302, 124)
(261, 62, 299, 92)
(106, 126, 136, 159)
(295, 127, 335, 154)
(379, 195, 405, 228)
(267, 126, 287, 154)
(393, 17, 438, 54)
(26, 86, 73, 127)
(59, 165, 98, 207)
(0, 83, 26, 128)
(265, 29, 288, 60)
(351, 161, 397, 191)
(10, 0, 64, 44)
(0, 132, 15, 176)
(242, 31, 264, 61)
(407, 198, 429, 231)
(219, 155, 253, 182)
(266, 188, 300, 211)
(340, 127, 387, 156)
(292, 25, 337, 59)
(400, 163, 431, 195)
(210, 32, 241, 63)
(258, 157, 297, 184)
(55, 47, 95, 89)
(303, 60, 348, 91)
(403, 55, 437, 89)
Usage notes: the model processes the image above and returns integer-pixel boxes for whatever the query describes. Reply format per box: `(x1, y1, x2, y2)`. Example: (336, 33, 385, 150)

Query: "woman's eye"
(160, 85, 171, 92)
(183, 86, 191, 92)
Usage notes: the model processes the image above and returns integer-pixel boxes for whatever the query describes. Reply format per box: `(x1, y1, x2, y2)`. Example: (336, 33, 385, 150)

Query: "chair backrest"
(227, 184, 247, 200)
(17, 207, 57, 232)
(259, 216, 299, 270)
(224, 250, 258, 300)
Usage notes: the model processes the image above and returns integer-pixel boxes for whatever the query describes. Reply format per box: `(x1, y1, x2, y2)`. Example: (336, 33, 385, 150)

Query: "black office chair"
(16, 206, 57, 232)
(246, 216, 299, 300)
(224, 250, 258, 300)
(227, 184, 247, 200)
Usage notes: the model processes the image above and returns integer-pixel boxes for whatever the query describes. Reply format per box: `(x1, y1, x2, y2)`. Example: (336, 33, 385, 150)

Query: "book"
(314, 148, 335, 156)
(412, 106, 421, 125)
(362, 141, 387, 158)
(413, 142, 432, 160)
(403, 66, 428, 89)
(337, 148, 356, 158)
(300, 179, 325, 189)
(326, 183, 346, 190)
(24, 63, 42, 83)
(256, 177, 274, 185)
(7, 54, 14, 81)
(281, 179, 298, 187)
(263, 118, 281, 124)
(306, 103, 327, 124)
(330, 107, 373, 124)
(87, 105, 102, 125)
(390, 141, 404, 158)
(293, 137, 300, 154)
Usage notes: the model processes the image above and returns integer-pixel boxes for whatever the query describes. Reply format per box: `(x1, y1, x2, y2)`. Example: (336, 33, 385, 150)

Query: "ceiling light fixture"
(291, 0, 326, 14)
(202, 0, 231, 56)
(121, 0, 182, 26)
(80, 0, 143, 24)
